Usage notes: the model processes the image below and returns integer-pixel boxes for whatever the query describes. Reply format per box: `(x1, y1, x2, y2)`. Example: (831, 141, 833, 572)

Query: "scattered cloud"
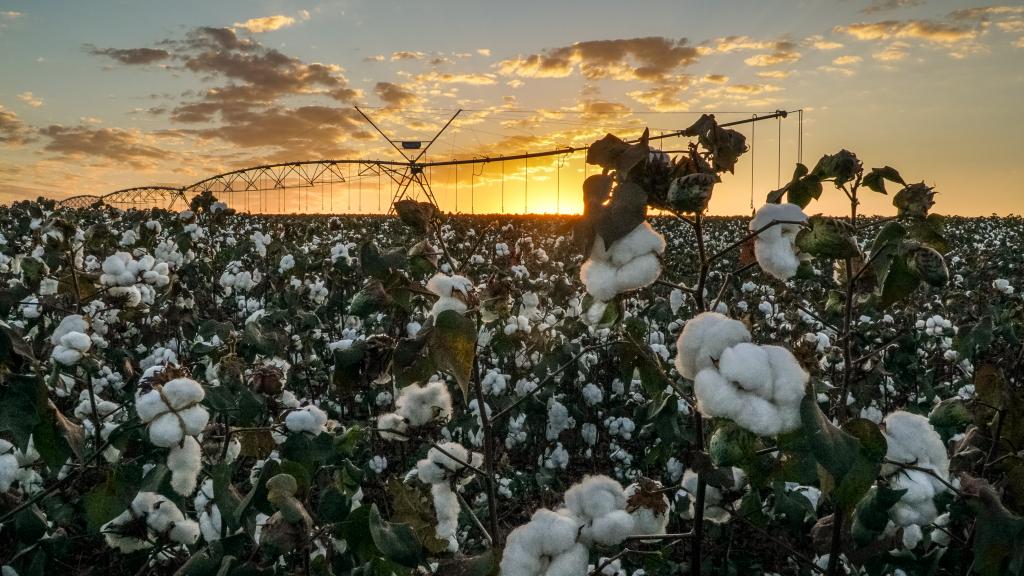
(391, 50, 426, 61)
(38, 124, 168, 167)
(703, 74, 729, 84)
(17, 91, 43, 107)
(498, 37, 700, 82)
(1015, 36, 1024, 48)
(862, 0, 925, 15)
(807, 35, 844, 50)
(627, 84, 692, 112)
(744, 41, 801, 67)
(873, 41, 910, 61)
(413, 70, 497, 85)
(1, 10, 22, 20)
(948, 6, 1024, 21)
(819, 65, 857, 76)
(836, 19, 976, 43)
(374, 81, 419, 107)
(364, 54, 386, 62)
(0, 105, 34, 145)
(832, 55, 863, 65)
(84, 44, 171, 65)
(477, 48, 491, 57)
(233, 15, 296, 34)
(757, 70, 791, 79)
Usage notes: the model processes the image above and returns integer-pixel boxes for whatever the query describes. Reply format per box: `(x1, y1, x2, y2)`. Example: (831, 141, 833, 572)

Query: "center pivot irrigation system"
(56, 108, 804, 213)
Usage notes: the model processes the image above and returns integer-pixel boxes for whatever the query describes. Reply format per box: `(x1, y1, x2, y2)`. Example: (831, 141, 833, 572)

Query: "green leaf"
(350, 281, 393, 317)
(905, 242, 949, 287)
(594, 182, 648, 249)
(878, 251, 920, 309)
(796, 216, 860, 259)
(811, 150, 862, 186)
(851, 485, 907, 545)
(967, 480, 1024, 576)
(212, 463, 243, 533)
(83, 466, 141, 533)
(798, 394, 886, 512)
(861, 166, 905, 195)
(0, 374, 42, 451)
(956, 317, 994, 362)
(768, 164, 824, 208)
(369, 504, 423, 568)
(428, 310, 477, 402)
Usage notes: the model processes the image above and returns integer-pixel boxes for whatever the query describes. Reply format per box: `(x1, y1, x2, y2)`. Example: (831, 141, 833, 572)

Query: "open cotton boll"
(430, 482, 461, 551)
(50, 314, 89, 346)
(500, 508, 582, 576)
(585, 509, 636, 546)
(624, 483, 670, 536)
(677, 470, 730, 523)
(394, 381, 452, 426)
(148, 413, 186, 447)
(427, 273, 474, 317)
(580, 221, 665, 303)
(889, 469, 941, 526)
(591, 222, 666, 269)
(168, 436, 202, 496)
(376, 412, 409, 441)
(564, 475, 628, 521)
(285, 405, 328, 435)
(162, 378, 206, 410)
(544, 542, 590, 576)
(0, 441, 18, 493)
(674, 312, 751, 380)
(881, 411, 949, 477)
(417, 442, 483, 483)
(750, 203, 808, 281)
(695, 343, 806, 436)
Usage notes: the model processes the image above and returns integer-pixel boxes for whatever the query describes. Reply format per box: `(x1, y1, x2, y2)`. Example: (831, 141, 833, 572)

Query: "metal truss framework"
(55, 109, 801, 212)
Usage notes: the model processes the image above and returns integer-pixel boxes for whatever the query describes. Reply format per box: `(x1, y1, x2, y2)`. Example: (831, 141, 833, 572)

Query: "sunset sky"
(1, 0, 1021, 215)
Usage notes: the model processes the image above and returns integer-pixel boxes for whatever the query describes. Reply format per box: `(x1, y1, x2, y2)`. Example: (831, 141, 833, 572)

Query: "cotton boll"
(169, 519, 201, 545)
(881, 411, 949, 477)
(50, 314, 89, 346)
(586, 509, 636, 546)
(168, 436, 202, 496)
(624, 483, 670, 536)
(750, 203, 808, 281)
(135, 390, 167, 422)
(902, 524, 923, 549)
(564, 475, 627, 521)
(430, 482, 461, 551)
(177, 405, 210, 436)
(285, 405, 328, 435)
(889, 469, 940, 526)
(580, 259, 620, 302)
(601, 222, 666, 268)
(612, 252, 662, 294)
(718, 343, 773, 396)
(162, 378, 205, 410)
(395, 381, 453, 426)
(674, 312, 751, 380)
(545, 542, 590, 576)
(377, 412, 409, 441)
(148, 413, 185, 447)
(52, 345, 84, 366)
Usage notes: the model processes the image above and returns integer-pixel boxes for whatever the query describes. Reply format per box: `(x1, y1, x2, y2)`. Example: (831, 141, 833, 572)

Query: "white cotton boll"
(108, 285, 142, 307)
(135, 390, 167, 422)
(670, 288, 685, 314)
(51, 346, 84, 365)
(674, 312, 751, 380)
(285, 405, 328, 435)
(564, 475, 627, 521)
(750, 203, 808, 281)
(0, 443, 18, 493)
(545, 542, 590, 576)
(526, 508, 582, 556)
(881, 411, 949, 476)
(377, 412, 409, 441)
(613, 252, 662, 294)
(50, 314, 89, 346)
(581, 423, 598, 446)
(168, 436, 202, 496)
(59, 331, 92, 353)
(902, 524, 923, 549)
(678, 470, 730, 523)
(177, 405, 210, 436)
(601, 222, 666, 268)
(993, 279, 1014, 294)
(582, 383, 604, 406)
(278, 254, 295, 273)
(586, 509, 636, 546)
(162, 378, 205, 410)
(395, 381, 452, 426)
(148, 413, 185, 447)
(624, 483, 670, 536)
(430, 482, 461, 551)
(169, 519, 201, 545)
(718, 343, 773, 396)
(580, 259, 620, 302)
(889, 469, 940, 526)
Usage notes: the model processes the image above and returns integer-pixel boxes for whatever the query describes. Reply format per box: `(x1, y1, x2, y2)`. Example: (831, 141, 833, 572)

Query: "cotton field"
(1, 122, 1022, 576)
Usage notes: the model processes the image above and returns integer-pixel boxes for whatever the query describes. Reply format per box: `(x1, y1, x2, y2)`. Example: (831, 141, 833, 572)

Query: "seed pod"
(906, 242, 949, 287)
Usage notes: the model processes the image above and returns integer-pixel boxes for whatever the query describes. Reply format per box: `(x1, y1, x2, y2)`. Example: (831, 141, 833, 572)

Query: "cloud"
(757, 70, 791, 79)
(498, 37, 700, 82)
(364, 54, 386, 62)
(744, 41, 801, 67)
(627, 84, 691, 112)
(85, 45, 171, 64)
(413, 70, 497, 85)
(0, 105, 34, 145)
(38, 124, 168, 167)
(703, 74, 729, 83)
(1, 10, 21, 19)
(948, 6, 1024, 21)
(1015, 36, 1024, 48)
(819, 65, 857, 76)
(724, 83, 782, 95)
(873, 41, 910, 60)
(710, 36, 776, 53)
(806, 35, 844, 50)
(187, 105, 369, 160)
(391, 51, 426, 61)
(477, 48, 491, 57)
(862, 0, 925, 15)
(374, 82, 419, 107)
(832, 55, 863, 65)
(836, 19, 976, 43)
(233, 15, 296, 33)
(18, 92, 43, 107)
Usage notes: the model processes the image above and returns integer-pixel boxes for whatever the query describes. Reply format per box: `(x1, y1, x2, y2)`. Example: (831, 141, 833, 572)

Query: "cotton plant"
(415, 442, 483, 552)
(135, 376, 210, 496)
(879, 411, 951, 529)
(426, 272, 475, 317)
(377, 380, 453, 441)
(579, 221, 666, 323)
(49, 313, 92, 366)
(102, 492, 200, 552)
